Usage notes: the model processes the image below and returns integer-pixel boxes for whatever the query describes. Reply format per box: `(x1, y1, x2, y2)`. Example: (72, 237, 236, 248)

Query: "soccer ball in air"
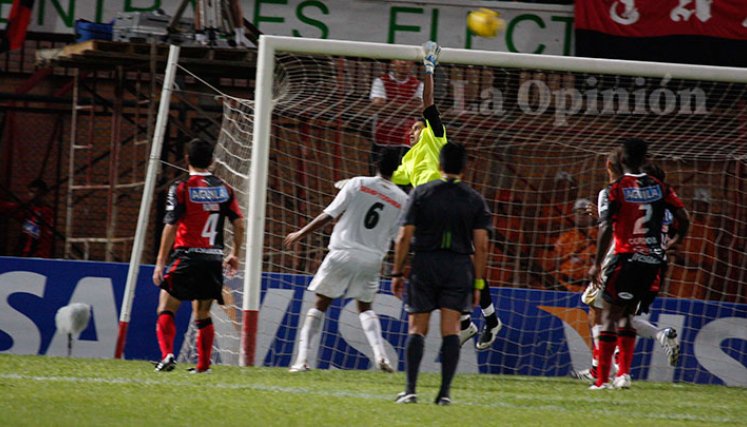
(467, 8, 504, 38)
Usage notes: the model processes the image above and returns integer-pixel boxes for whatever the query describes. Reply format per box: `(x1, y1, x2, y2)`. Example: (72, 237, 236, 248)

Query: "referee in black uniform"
(391, 142, 491, 405)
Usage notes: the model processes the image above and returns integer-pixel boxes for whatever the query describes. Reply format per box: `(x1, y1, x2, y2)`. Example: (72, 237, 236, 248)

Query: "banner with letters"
(575, 0, 747, 66)
(575, 0, 747, 39)
(1, 256, 745, 386)
(0, 0, 574, 55)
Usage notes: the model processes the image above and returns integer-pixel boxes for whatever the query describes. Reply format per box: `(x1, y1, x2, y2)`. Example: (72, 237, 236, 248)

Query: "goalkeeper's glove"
(422, 41, 441, 74)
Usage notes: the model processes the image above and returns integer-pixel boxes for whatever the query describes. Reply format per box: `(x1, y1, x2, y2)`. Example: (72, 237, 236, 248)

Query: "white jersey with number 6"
(323, 176, 408, 258)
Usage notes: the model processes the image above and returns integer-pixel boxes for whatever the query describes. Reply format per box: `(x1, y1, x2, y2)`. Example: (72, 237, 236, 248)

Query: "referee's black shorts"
(161, 249, 225, 304)
(406, 251, 473, 314)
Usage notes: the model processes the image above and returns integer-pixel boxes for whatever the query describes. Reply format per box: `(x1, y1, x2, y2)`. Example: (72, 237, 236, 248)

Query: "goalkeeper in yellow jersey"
(393, 41, 503, 351)
(391, 41, 447, 188)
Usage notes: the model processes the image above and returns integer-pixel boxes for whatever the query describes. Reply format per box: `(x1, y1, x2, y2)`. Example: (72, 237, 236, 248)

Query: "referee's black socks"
(405, 334, 425, 395)
(438, 335, 460, 400)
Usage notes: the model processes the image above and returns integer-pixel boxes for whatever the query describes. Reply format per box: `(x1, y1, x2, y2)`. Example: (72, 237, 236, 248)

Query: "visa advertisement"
(0, 256, 745, 386)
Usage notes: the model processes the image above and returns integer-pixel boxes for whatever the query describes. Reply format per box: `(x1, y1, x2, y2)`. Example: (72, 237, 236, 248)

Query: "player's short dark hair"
(376, 148, 401, 178)
(620, 138, 648, 169)
(642, 162, 666, 181)
(28, 179, 48, 194)
(187, 138, 214, 168)
(439, 142, 467, 175)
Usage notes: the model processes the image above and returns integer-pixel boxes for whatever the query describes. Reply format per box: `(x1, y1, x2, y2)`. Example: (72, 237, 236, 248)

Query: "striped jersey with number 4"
(164, 172, 243, 250)
(323, 176, 408, 257)
(600, 173, 684, 256)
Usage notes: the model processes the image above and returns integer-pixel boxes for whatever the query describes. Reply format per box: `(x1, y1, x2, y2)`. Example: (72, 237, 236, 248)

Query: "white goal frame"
(115, 35, 747, 366)
(240, 35, 747, 366)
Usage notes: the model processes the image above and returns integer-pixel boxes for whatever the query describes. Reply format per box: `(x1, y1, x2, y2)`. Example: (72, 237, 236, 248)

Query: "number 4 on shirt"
(202, 213, 219, 245)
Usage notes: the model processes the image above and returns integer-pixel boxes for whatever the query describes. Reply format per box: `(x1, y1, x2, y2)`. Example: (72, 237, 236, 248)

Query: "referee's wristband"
(474, 279, 485, 290)
(390, 272, 404, 278)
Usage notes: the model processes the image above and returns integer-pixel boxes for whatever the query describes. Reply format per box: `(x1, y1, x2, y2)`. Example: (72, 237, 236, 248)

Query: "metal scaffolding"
(64, 61, 156, 260)
(46, 40, 256, 261)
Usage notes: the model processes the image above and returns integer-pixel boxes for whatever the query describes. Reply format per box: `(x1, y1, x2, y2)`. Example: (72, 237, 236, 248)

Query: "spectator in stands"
(716, 216, 746, 304)
(488, 190, 523, 287)
(228, 0, 250, 46)
(369, 60, 423, 172)
(0, 179, 54, 258)
(533, 171, 579, 283)
(667, 188, 716, 300)
(540, 171, 579, 239)
(548, 198, 597, 292)
(724, 225, 747, 304)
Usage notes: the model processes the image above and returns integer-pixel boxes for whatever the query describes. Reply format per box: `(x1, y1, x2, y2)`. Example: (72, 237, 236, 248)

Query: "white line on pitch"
(0, 373, 739, 424)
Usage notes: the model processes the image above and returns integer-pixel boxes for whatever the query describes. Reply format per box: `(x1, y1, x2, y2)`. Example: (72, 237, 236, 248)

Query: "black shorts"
(602, 253, 662, 307)
(406, 252, 473, 314)
(161, 249, 225, 304)
(636, 260, 668, 314)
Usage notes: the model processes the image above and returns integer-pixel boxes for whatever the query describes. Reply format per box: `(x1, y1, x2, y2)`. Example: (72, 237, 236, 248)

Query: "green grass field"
(1, 354, 745, 426)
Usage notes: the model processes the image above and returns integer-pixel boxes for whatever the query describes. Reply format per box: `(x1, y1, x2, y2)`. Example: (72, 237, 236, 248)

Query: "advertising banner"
(1, 256, 745, 386)
(575, 0, 747, 40)
(0, 0, 574, 54)
(574, 0, 747, 66)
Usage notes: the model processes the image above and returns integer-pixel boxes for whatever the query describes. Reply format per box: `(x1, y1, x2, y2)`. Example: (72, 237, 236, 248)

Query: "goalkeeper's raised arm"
(391, 41, 447, 188)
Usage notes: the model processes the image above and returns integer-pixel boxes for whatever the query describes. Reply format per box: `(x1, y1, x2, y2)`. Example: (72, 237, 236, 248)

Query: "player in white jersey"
(284, 149, 409, 373)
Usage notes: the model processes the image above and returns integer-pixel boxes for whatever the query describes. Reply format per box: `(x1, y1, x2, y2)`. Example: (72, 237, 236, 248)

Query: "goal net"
(181, 37, 747, 386)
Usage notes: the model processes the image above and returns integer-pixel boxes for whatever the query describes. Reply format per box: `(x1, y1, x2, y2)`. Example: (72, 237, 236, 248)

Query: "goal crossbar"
(259, 35, 747, 83)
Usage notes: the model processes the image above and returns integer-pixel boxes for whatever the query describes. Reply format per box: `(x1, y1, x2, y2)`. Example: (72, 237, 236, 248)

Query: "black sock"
(438, 335, 460, 399)
(460, 313, 472, 330)
(405, 334, 425, 395)
(195, 317, 213, 329)
(479, 285, 492, 309)
(480, 288, 499, 329)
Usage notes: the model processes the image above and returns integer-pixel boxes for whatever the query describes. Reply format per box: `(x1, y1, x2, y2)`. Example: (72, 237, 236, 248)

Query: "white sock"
(294, 308, 323, 367)
(359, 310, 386, 362)
(631, 316, 658, 339)
(482, 303, 495, 317)
(460, 314, 471, 321)
(591, 324, 602, 344)
(591, 324, 601, 367)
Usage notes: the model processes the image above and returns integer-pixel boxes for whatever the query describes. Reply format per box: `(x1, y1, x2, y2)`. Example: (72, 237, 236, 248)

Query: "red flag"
(1, 0, 35, 53)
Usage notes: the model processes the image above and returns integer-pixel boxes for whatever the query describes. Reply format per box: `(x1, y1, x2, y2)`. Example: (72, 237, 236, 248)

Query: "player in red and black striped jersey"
(589, 138, 689, 390)
(152, 139, 245, 373)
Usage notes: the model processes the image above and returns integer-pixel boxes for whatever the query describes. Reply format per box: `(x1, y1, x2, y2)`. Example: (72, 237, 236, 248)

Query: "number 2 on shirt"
(633, 204, 652, 235)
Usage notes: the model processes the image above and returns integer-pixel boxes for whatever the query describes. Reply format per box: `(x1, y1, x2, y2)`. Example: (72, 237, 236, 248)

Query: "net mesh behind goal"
(179, 42, 747, 385)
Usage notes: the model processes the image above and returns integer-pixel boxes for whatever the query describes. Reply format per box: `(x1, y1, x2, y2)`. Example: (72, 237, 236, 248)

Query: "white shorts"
(583, 249, 615, 309)
(308, 249, 383, 303)
(582, 283, 605, 309)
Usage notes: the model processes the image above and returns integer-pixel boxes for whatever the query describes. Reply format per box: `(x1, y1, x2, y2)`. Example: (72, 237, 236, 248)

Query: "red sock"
(616, 327, 637, 376)
(196, 318, 214, 372)
(596, 331, 617, 387)
(156, 311, 175, 359)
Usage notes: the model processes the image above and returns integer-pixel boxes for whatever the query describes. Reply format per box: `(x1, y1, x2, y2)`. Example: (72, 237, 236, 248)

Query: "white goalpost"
(115, 45, 181, 359)
(120, 35, 747, 386)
